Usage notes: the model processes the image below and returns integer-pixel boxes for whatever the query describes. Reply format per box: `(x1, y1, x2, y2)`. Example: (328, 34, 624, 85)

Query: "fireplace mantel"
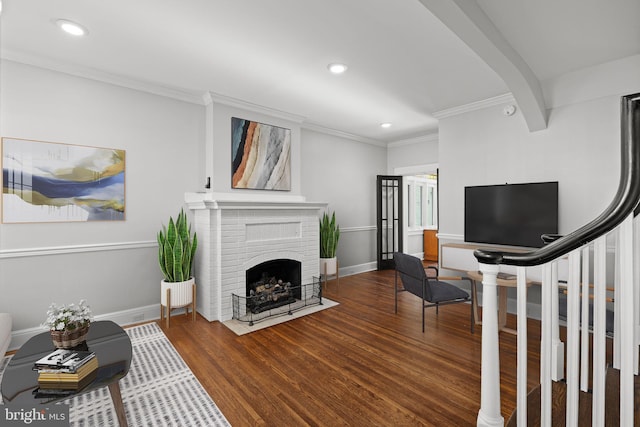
(185, 192, 326, 322)
(185, 192, 326, 211)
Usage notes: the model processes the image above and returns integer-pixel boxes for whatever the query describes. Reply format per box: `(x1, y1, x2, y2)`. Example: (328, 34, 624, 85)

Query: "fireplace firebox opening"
(246, 259, 302, 313)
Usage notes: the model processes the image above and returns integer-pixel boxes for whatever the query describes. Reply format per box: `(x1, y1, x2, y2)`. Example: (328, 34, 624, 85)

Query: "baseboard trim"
(339, 261, 377, 277)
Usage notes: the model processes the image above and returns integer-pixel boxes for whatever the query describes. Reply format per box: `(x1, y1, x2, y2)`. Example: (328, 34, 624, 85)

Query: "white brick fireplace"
(185, 192, 326, 321)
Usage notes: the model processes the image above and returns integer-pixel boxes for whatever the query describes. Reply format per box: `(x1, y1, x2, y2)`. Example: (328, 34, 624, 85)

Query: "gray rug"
(1, 322, 230, 427)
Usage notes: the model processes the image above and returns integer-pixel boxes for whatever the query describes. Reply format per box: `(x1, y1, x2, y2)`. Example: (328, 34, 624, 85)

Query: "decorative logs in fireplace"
(247, 274, 297, 313)
(246, 259, 302, 314)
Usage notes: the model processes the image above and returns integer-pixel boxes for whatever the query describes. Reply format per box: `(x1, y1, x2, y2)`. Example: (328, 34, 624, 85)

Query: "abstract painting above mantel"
(231, 117, 291, 191)
(1, 137, 125, 223)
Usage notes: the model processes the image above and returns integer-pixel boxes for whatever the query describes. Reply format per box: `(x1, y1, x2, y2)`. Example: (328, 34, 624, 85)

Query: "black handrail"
(474, 92, 640, 267)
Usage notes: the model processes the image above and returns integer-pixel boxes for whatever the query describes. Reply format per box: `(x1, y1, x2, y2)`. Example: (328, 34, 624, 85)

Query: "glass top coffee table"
(1, 320, 132, 427)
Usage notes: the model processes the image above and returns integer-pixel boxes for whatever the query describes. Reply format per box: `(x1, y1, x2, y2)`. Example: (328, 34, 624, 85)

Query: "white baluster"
(540, 262, 552, 427)
(477, 263, 504, 427)
(618, 214, 634, 425)
(614, 229, 621, 370)
(551, 261, 564, 381)
(516, 266, 528, 427)
(592, 235, 607, 426)
(634, 213, 640, 375)
(580, 245, 590, 392)
(565, 250, 581, 427)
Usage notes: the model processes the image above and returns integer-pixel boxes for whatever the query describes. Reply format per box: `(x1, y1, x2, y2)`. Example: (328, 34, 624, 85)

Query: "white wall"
(205, 97, 303, 196)
(387, 135, 440, 256)
(0, 60, 204, 332)
(387, 135, 439, 174)
(435, 56, 640, 315)
(438, 95, 621, 241)
(437, 54, 640, 242)
(300, 129, 387, 272)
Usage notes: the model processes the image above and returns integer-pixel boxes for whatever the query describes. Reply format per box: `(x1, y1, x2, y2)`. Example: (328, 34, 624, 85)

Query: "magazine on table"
(33, 349, 95, 372)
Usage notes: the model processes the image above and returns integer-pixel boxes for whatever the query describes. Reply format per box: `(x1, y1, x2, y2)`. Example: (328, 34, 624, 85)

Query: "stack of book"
(33, 349, 99, 392)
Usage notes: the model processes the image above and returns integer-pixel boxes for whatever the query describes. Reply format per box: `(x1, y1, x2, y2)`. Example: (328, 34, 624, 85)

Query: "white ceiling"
(1, 0, 639, 143)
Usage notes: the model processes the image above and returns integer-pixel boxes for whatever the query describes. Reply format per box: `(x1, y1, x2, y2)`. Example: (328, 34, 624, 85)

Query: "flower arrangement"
(44, 300, 93, 348)
(44, 300, 93, 331)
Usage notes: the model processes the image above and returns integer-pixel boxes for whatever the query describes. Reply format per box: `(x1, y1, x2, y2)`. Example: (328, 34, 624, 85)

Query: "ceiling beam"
(418, 0, 548, 131)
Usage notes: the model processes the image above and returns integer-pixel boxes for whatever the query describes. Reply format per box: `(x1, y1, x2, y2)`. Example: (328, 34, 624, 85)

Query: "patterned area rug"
(1, 322, 230, 427)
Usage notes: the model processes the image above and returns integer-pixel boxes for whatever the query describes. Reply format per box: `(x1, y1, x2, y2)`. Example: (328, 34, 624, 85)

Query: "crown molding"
(203, 91, 306, 124)
(301, 122, 387, 147)
(387, 132, 438, 148)
(1, 49, 205, 105)
(432, 93, 515, 119)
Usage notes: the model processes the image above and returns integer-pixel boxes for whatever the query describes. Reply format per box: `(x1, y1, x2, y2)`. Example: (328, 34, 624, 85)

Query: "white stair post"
(477, 263, 504, 427)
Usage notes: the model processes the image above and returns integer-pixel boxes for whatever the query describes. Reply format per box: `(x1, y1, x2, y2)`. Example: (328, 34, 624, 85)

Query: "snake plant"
(157, 209, 198, 282)
(320, 211, 340, 258)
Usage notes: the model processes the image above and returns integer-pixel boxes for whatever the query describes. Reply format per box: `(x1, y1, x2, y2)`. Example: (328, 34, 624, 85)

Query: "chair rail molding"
(0, 240, 156, 259)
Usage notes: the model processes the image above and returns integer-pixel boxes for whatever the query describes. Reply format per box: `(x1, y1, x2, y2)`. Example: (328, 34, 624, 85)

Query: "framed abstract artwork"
(231, 117, 291, 191)
(1, 137, 126, 223)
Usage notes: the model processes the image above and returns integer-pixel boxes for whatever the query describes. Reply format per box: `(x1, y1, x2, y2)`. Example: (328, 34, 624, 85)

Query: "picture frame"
(231, 117, 291, 191)
(1, 137, 126, 223)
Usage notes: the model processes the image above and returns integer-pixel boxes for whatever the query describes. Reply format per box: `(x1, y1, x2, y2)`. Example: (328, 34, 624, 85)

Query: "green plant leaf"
(319, 211, 340, 258)
(158, 208, 197, 282)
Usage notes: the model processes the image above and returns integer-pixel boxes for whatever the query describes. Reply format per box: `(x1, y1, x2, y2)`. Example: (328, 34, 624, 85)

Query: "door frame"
(376, 175, 403, 270)
(393, 163, 439, 258)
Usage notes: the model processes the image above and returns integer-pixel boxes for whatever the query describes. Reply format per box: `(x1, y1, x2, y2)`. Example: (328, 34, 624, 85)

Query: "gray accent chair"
(393, 252, 473, 333)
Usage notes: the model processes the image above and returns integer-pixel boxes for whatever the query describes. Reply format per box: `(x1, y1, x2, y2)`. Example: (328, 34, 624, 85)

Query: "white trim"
(301, 122, 387, 147)
(437, 233, 464, 241)
(393, 163, 439, 176)
(340, 225, 376, 233)
(0, 241, 156, 259)
(338, 261, 377, 277)
(203, 91, 306, 123)
(432, 93, 516, 119)
(387, 133, 438, 148)
(1, 53, 204, 105)
(6, 304, 161, 352)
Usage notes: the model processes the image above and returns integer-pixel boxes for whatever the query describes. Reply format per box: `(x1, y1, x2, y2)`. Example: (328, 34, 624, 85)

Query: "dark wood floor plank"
(160, 269, 544, 426)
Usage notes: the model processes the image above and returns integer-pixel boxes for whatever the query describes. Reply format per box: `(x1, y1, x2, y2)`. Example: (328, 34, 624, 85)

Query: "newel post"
(477, 263, 504, 427)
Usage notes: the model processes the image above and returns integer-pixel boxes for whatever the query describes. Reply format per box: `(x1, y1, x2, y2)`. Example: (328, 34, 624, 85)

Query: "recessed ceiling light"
(56, 19, 88, 36)
(380, 123, 392, 129)
(327, 63, 348, 74)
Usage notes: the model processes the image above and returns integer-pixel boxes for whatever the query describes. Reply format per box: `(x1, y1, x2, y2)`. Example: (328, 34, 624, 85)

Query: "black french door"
(376, 175, 403, 270)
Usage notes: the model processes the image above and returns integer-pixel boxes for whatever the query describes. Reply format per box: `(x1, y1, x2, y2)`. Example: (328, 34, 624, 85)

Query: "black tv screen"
(464, 182, 558, 248)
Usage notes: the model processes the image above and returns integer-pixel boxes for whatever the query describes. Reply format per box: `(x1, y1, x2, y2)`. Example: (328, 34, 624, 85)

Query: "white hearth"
(185, 192, 326, 321)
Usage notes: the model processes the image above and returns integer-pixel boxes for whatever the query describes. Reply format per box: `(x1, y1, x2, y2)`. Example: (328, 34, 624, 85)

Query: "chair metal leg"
(394, 271, 398, 314)
(470, 296, 475, 334)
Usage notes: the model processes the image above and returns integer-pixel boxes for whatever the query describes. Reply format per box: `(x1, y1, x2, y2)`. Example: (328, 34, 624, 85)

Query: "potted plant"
(319, 210, 340, 278)
(157, 209, 198, 326)
(43, 300, 93, 348)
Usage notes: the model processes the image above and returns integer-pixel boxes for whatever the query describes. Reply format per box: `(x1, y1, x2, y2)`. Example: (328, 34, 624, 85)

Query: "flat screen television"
(464, 181, 559, 248)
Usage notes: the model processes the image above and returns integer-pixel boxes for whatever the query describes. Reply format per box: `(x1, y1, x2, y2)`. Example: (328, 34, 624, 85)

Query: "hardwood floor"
(159, 269, 543, 426)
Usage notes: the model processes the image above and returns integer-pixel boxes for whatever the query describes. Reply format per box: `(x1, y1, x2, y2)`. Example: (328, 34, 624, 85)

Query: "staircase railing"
(475, 92, 640, 427)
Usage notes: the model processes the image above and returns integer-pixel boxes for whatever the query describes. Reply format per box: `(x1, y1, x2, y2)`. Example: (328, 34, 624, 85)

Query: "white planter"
(161, 277, 195, 307)
(320, 257, 338, 276)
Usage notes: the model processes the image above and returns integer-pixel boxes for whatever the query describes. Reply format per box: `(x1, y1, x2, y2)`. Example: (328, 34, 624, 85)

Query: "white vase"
(320, 257, 338, 276)
(161, 277, 195, 307)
